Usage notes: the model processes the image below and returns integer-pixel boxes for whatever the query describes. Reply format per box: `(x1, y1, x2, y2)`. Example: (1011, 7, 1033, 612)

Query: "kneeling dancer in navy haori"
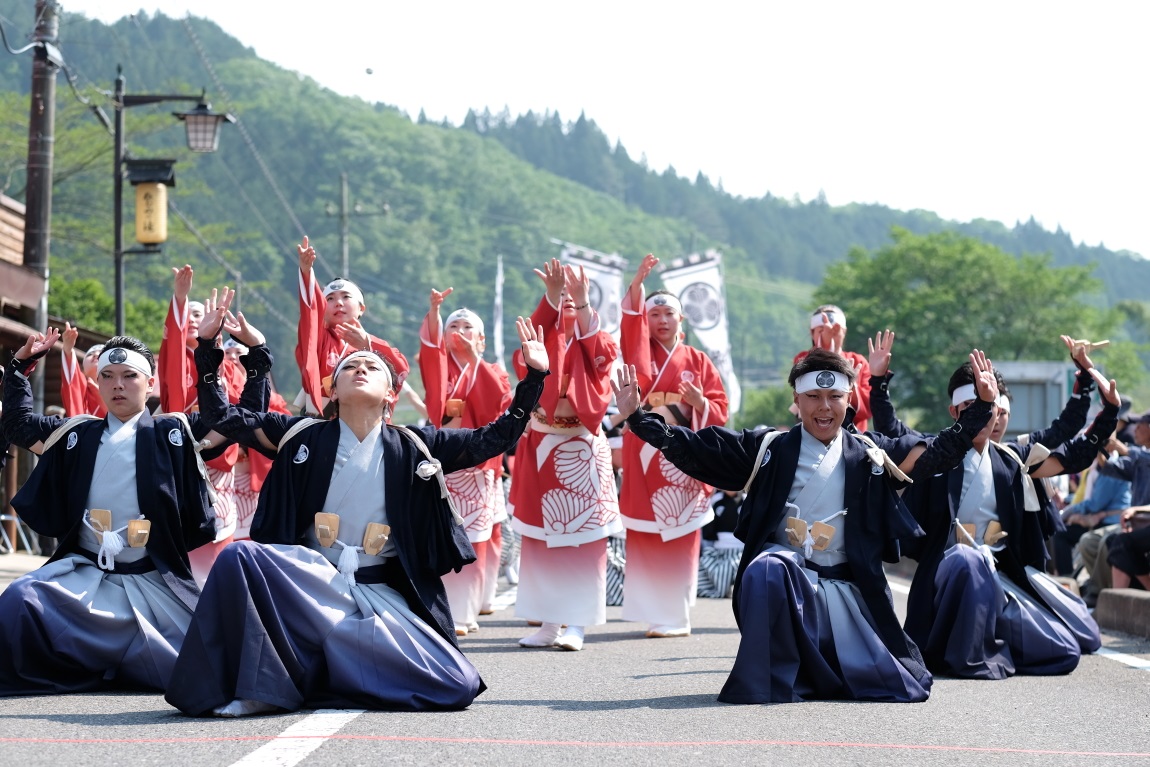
(613, 347, 1000, 703)
(164, 303, 548, 717)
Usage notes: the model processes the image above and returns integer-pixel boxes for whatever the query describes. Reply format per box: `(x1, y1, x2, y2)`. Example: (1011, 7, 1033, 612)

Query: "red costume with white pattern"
(509, 293, 622, 629)
(420, 301, 513, 631)
(294, 269, 409, 416)
(619, 285, 729, 629)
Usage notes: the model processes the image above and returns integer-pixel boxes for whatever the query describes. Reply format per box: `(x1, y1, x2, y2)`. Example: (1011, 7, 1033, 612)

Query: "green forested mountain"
(1, 2, 1147, 408)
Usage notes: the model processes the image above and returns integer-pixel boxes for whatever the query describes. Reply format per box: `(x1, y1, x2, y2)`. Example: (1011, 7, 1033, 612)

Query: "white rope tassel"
(334, 541, 363, 589)
(82, 512, 144, 571)
(97, 529, 125, 570)
(417, 459, 464, 525)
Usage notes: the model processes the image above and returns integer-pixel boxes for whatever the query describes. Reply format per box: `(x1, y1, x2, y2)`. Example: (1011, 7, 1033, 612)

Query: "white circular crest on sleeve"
(294, 444, 310, 464)
(67, 432, 79, 450)
(168, 428, 184, 446)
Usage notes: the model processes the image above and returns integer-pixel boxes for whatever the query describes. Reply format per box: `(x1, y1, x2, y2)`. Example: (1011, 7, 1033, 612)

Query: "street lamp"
(112, 66, 234, 334)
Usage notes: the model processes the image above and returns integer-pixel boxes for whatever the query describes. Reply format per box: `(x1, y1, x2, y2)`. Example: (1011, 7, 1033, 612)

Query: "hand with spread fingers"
(612, 364, 642, 418)
(867, 330, 896, 377)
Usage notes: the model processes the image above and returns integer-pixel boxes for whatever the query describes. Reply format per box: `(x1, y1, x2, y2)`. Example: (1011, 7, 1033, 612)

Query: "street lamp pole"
(111, 67, 233, 334)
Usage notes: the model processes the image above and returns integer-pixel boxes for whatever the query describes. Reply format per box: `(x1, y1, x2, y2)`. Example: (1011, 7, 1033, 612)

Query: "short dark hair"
(103, 335, 155, 374)
(788, 348, 855, 389)
(947, 362, 1009, 402)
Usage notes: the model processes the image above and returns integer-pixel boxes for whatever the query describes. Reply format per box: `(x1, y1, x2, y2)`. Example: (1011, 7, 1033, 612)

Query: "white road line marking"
(229, 709, 364, 767)
(1096, 647, 1150, 672)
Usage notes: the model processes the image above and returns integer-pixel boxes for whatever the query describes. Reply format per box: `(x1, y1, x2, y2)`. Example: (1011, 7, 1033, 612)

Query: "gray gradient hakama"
(0, 554, 193, 695)
(164, 541, 482, 715)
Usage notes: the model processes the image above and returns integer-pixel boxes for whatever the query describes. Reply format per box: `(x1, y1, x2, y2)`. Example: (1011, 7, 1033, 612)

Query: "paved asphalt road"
(1, 554, 1148, 767)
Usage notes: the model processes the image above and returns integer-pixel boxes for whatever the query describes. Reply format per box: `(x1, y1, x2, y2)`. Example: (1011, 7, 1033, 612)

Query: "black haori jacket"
(195, 343, 547, 645)
(2, 356, 217, 610)
(624, 403, 991, 687)
(874, 386, 1120, 652)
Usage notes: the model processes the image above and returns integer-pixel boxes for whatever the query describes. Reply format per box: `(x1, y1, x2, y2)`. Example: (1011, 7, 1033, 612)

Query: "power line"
(168, 200, 295, 329)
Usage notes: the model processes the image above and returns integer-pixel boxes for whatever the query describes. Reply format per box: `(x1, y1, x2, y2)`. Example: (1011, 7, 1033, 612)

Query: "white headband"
(84, 344, 105, 358)
(332, 351, 392, 389)
(996, 394, 1011, 413)
(187, 300, 205, 316)
(951, 384, 977, 406)
(645, 293, 682, 315)
(810, 310, 842, 329)
(223, 338, 248, 354)
(445, 308, 484, 336)
(97, 347, 152, 377)
(794, 369, 852, 393)
(323, 279, 365, 308)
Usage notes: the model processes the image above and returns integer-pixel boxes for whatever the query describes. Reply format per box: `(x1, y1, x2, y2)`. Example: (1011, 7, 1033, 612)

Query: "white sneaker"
(555, 625, 585, 651)
(212, 698, 281, 718)
(646, 624, 690, 638)
(466, 621, 479, 633)
(519, 622, 562, 647)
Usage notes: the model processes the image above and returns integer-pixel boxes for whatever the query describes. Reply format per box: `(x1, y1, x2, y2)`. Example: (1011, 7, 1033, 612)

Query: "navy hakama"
(721, 549, 929, 703)
(165, 541, 480, 715)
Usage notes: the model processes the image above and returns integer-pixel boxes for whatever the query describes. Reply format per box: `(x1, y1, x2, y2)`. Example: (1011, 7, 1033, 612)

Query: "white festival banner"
(658, 251, 742, 414)
(555, 240, 628, 338)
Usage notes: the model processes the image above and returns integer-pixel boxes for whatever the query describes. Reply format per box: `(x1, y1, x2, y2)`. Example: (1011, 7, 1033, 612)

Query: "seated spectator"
(1052, 440, 1131, 577)
(1102, 408, 1150, 590)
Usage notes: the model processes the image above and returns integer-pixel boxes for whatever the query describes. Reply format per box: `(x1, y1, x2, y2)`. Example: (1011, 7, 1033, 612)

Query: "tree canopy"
(815, 228, 1131, 430)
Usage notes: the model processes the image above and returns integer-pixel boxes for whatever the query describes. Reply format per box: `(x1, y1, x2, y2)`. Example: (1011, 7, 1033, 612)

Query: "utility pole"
(325, 172, 388, 279)
(23, 0, 61, 411)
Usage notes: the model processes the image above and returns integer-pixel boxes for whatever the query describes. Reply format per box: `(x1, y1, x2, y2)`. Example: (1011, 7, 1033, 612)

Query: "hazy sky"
(57, 1, 1150, 258)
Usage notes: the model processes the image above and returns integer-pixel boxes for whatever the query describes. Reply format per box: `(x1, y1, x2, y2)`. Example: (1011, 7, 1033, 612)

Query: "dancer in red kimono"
(294, 235, 409, 416)
(420, 287, 513, 635)
(509, 258, 622, 651)
(59, 322, 106, 418)
(619, 253, 729, 637)
(158, 266, 253, 582)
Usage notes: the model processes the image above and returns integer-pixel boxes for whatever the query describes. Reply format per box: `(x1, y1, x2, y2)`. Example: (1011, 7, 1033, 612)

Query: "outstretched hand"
(198, 287, 235, 340)
(297, 236, 317, 273)
(172, 264, 194, 303)
(534, 258, 566, 303)
(516, 316, 548, 372)
(225, 311, 266, 348)
(61, 321, 79, 357)
(867, 330, 895, 377)
(612, 364, 641, 418)
(1062, 334, 1108, 371)
(429, 286, 453, 313)
(970, 349, 999, 403)
(17, 327, 61, 361)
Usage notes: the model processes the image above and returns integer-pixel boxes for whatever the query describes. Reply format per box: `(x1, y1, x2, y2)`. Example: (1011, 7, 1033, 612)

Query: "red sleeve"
(565, 325, 619, 433)
(846, 351, 872, 431)
(84, 381, 106, 418)
(513, 295, 561, 380)
(463, 360, 512, 427)
(418, 318, 449, 427)
(294, 269, 326, 414)
(693, 350, 730, 429)
(368, 336, 410, 389)
(60, 350, 86, 417)
(159, 295, 190, 413)
(619, 303, 654, 394)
